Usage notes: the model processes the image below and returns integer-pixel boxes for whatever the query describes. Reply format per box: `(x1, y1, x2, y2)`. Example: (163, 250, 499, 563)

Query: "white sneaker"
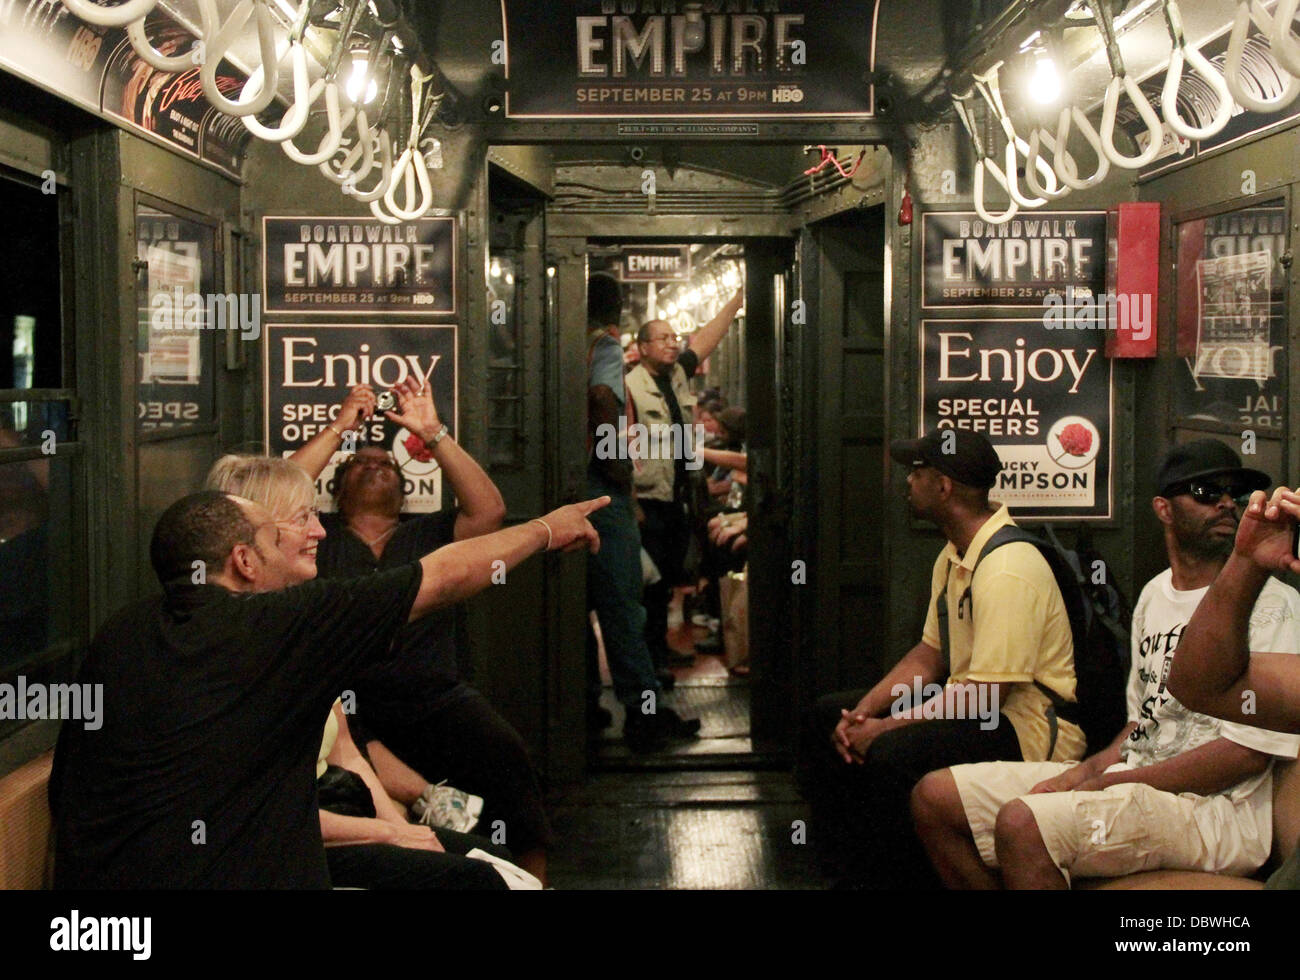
(410, 781, 484, 834)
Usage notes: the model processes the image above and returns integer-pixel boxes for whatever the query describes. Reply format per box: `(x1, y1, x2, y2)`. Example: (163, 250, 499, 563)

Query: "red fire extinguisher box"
(1105, 202, 1161, 358)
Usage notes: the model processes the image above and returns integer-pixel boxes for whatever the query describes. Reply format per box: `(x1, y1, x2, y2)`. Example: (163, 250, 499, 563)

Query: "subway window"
(487, 250, 525, 468)
(0, 168, 80, 738)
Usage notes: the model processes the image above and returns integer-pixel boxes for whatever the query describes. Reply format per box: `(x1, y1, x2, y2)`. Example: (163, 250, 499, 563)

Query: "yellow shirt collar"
(941, 503, 1016, 572)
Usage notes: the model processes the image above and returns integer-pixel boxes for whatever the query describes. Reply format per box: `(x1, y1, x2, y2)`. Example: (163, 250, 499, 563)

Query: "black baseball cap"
(889, 428, 1003, 489)
(1155, 439, 1271, 497)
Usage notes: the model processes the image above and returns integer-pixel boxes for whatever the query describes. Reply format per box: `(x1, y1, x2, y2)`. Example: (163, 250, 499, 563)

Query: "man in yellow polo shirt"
(797, 428, 1082, 889)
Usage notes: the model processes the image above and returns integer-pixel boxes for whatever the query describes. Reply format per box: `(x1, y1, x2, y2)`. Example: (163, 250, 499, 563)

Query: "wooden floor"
(591, 586, 751, 765)
(547, 770, 824, 890)
(554, 587, 824, 888)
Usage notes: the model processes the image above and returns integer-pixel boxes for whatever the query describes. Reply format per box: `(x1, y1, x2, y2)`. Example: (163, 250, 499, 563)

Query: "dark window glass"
(0, 175, 62, 390)
(0, 454, 74, 672)
(487, 251, 524, 468)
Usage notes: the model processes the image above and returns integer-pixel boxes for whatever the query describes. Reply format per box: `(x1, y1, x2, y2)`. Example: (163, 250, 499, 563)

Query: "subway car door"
(467, 162, 570, 783)
(743, 238, 800, 758)
(793, 206, 891, 730)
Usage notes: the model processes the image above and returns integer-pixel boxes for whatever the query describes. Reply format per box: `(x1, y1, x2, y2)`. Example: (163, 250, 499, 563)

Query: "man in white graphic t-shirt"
(910, 440, 1300, 888)
(1170, 479, 1300, 737)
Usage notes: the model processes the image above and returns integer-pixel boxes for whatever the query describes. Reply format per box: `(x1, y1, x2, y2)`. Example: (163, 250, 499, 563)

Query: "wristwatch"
(430, 423, 449, 445)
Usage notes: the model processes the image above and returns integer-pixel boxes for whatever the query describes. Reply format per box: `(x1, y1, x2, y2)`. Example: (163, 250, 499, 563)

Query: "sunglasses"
(1169, 480, 1254, 507)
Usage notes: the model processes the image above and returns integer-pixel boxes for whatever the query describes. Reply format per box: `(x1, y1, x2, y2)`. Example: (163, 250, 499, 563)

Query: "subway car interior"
(3, 0, 1300, 912)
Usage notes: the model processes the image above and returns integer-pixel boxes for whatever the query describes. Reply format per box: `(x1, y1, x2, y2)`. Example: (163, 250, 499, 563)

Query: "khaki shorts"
(950, 761, 1271, 885)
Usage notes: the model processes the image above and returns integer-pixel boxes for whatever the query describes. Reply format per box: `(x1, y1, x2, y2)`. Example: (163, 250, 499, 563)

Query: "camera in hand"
(375, 390, 397, 413)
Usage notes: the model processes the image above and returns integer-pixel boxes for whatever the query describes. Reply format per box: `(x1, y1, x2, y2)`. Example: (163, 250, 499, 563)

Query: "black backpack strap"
(937, 561, 953, 678)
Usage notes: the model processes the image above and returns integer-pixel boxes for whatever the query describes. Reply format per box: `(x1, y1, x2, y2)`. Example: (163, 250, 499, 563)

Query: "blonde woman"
(205, 454, 515, 889)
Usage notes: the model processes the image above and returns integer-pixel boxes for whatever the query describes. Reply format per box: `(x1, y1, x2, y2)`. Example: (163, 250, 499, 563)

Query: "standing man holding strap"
(585, 272, 700, 751)
(626, 289, 744, 671)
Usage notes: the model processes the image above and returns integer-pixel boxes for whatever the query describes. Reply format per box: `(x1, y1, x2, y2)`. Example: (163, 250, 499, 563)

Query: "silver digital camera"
(375, 390, 397, 412)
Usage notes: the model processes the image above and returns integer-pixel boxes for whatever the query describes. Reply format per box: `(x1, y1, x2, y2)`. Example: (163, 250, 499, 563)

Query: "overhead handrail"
(973, 66, 1059, 208)
(369, 198, 403, 225)
(382, 67, 435, 221)
(1052, 105, 1111, 190)
(1270, 0, 1300, 77)
(240, 0, 315, 141)
(282, 2, 370, 165)
(951, 92, 1018, 226)
(1225, 1, 1300, 113)
(240, 39, 312, 142)
(319, 109, 378, 186)
(62, 0, 158, 28)
(282, 81, 347, 165)
(200, 0, 282, 117)
(1090, 0, 1166, 169)
(127, 1, 215, 73)
(383, 144, 433, 220)
(345, 129, 395, 202)
(1160, 0, 1234, 140)
(1024, 127, 1072, 201)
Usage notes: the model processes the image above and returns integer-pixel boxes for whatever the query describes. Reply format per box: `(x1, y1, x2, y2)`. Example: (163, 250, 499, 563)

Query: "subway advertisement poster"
(500, 0, 879, 118)
(922, 211, 1107, 309)
(264, 323, 458, 513)
(262, 216, 457, 315)
(921, 319, 1114, 519)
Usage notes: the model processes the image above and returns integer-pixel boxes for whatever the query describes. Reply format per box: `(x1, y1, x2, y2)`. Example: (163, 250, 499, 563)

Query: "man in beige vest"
(626, 290, 743, 670)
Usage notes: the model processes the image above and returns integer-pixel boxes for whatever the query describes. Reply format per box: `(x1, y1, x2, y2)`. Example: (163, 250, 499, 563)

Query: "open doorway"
(586, 242, 752, 767)
(483, 141, 887, 782)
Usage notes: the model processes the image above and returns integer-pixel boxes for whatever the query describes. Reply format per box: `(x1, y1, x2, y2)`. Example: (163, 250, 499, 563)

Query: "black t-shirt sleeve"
(678, 349, 699, 379)
(246, 563, 423, 703)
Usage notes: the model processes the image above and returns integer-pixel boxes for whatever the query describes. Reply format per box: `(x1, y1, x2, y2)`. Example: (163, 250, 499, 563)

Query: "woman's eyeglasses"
(277, 506, 321, 530)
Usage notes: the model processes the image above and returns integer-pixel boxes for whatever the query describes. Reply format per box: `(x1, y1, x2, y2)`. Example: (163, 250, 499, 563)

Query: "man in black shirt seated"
(48, 489, 605, 889)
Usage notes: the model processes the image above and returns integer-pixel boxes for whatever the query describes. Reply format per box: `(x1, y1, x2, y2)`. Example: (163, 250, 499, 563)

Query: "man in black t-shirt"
(49, 489, 605, 889)
(625, 290, 743, 670)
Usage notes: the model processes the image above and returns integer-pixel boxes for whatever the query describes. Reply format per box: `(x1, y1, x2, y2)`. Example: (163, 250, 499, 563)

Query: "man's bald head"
(636, 319, 681, 373)
(149, 490, 271, 590)
(636, 319, 673, 345)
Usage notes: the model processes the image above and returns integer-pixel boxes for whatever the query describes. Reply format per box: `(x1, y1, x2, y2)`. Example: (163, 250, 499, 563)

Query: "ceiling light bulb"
(490, 258, 502, 278)
(346, 58, 378, 104)
(1028, 54, 1062, 105)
